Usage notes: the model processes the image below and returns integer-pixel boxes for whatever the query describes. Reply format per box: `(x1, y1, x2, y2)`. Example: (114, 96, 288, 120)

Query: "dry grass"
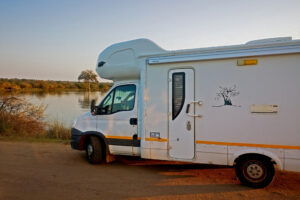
(45, 120, 70, 140)
(0, 95, 70, 141)
(0, 95, 46, 137)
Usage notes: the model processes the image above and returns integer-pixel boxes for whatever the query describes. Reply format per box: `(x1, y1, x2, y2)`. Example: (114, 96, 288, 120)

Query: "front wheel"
(86, 136, 103, 164)
(235, 155, 275, 188)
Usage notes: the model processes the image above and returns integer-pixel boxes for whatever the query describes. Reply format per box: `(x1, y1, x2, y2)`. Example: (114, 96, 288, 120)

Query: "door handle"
(129, 118, 137, 125)
(186, 100, 203, 118)
(186, 104, 191, 113)
(187, 113, 202, 118)
(191, 100, 203, 105)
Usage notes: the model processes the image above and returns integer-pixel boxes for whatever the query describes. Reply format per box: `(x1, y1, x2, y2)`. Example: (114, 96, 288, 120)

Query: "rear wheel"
(235, 155, 275, 188)
(86, 136, 103, 164)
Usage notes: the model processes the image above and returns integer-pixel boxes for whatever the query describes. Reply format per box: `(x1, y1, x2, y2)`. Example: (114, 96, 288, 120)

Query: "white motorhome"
(71, 37, 300, 188)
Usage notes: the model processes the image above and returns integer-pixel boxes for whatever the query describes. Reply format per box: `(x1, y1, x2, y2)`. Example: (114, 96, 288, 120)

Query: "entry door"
(169, 69, 195, 160)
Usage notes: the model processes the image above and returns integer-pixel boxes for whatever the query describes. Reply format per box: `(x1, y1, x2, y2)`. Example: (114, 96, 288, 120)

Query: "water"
(23, 91, 105, 126)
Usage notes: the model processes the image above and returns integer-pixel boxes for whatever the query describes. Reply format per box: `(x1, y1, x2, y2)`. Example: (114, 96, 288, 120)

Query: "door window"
(172, 72, 185, 120)
(99, 90, 114, 114)
(98, 84, 136, 114)
(112, 85, 136, 113)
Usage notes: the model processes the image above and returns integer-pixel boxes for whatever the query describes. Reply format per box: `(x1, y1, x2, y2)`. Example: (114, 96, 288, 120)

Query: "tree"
(78, 70, 98, 92)
(215, 85, 240, 106)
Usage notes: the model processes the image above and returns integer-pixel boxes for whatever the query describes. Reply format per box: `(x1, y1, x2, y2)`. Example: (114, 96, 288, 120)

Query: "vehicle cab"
(71, 80, 139, 163)
(70, 39, 164, 163)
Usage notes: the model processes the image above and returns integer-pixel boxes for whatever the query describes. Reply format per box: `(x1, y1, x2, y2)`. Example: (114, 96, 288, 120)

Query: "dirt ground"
(0, 141, 299, 200)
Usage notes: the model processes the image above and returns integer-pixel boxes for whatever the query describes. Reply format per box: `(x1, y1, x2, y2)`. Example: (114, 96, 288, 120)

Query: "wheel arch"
(230, 148, 283, 170)
(79, 131, 107, 152)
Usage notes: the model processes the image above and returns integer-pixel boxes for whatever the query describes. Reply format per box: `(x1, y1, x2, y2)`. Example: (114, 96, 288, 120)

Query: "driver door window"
(99, 84, 136, 115)
(112, 85, 136, 113)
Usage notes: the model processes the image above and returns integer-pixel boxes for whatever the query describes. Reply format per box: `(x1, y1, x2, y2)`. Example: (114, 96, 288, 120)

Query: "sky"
(0, 0, 300, 81)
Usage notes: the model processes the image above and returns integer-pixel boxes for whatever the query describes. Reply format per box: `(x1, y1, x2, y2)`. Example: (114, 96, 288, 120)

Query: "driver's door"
(96, 84, 138, 155)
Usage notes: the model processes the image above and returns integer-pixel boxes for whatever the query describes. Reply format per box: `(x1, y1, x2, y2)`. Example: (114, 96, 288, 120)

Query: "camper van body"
(71, 37, 300, 187)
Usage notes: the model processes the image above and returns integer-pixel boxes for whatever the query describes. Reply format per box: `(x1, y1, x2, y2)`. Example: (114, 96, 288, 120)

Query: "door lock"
(186, 121, 192, 131)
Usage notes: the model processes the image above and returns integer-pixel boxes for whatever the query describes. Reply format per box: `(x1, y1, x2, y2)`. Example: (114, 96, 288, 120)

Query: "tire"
(86, 136, 103, 164)
(235, 155, 275, 188)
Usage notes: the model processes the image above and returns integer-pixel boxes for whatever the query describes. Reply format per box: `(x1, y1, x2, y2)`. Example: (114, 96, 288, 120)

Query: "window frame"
(172, 72, 185, 120)
(98, 84, 136, 115)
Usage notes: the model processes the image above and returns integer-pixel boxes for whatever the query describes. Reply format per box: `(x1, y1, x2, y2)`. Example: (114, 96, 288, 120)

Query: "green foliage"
(0, 78, 112, 93)
(78, 70, 99, 92)
(78, 70, 98, 83)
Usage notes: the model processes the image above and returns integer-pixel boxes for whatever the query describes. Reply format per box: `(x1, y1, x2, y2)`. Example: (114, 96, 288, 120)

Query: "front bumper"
(71, 128, 84, 150)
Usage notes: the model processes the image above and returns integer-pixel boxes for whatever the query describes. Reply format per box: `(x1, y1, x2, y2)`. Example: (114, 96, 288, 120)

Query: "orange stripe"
(145, 138, 168, 142)
(106, 135, 141, 140)
(196, 140, 300, 150)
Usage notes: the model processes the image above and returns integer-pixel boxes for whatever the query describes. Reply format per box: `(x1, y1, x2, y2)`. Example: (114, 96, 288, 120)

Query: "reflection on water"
(78, 92, 100, 109)
(20, 91, 105, 126)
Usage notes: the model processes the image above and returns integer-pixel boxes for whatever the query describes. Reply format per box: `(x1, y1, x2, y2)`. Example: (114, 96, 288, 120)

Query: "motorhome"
(71, 37, 300, 188)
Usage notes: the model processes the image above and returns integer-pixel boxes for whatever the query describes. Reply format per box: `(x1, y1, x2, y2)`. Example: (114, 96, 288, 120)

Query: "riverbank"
(0, 78, 112, 93)
(0, 95, 71, 141)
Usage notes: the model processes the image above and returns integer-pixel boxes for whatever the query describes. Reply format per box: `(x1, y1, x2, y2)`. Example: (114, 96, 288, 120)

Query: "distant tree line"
(0, 78, 112, 93)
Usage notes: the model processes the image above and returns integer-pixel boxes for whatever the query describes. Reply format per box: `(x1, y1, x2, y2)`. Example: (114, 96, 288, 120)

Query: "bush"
(20, 82, 32, 89)
(0, 95, 46, 137)
(0, 95, 71, 140)
(45, 120, 70, 140)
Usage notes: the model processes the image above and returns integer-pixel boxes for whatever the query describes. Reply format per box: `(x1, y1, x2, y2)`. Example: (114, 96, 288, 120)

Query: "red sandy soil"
(0, 141, 299, 200)
(119, 156, 300, 200)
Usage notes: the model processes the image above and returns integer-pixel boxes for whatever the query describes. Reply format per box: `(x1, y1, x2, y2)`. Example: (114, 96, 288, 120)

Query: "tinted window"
(99, 90, 114, 114)
(172, 73, 185, 120)
(112, 85, 136, 113)
(98, 84, 136, 115)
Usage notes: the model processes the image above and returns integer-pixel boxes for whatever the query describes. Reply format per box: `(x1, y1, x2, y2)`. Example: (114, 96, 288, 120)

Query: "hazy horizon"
(1, 0, 300, 81)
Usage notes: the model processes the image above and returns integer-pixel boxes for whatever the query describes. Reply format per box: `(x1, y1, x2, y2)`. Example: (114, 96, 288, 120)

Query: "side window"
(99, 90, 114, 114)
(112, 85, 136, 113)
(98, 84, 136, 115)
(172, 72, 185, 120)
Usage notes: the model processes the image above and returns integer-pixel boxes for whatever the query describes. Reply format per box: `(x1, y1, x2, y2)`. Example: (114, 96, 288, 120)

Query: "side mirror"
(91, 99, 96, 115)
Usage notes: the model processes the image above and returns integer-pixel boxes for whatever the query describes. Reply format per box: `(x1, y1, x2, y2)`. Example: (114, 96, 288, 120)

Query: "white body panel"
(73, 37, 300, 172)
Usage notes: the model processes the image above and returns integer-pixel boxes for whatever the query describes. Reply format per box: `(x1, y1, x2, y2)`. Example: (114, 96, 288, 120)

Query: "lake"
(23, 91, 105, 127)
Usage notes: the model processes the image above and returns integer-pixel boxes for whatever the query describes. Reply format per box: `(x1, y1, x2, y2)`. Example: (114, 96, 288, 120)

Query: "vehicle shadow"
(78, 153, 251, 198)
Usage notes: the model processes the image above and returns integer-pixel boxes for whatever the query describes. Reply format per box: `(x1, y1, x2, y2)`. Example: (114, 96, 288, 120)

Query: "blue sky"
(0, 0, 300, 81)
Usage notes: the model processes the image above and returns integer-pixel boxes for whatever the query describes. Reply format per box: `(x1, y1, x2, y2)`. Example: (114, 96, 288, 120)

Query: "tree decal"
(214, 85, 240, 107)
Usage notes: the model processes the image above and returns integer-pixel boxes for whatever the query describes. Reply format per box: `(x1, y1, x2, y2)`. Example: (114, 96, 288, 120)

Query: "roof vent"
(246, 37, 292, 45)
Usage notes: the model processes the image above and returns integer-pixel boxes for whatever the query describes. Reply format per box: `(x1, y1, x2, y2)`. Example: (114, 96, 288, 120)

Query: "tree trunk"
(224, 99, 232, 105)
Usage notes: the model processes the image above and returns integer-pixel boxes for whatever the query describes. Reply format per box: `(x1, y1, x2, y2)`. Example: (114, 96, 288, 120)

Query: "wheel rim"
(87, 144, 93, 157)
(243, 160, 267, 183)
(246, 163, 264, 179)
